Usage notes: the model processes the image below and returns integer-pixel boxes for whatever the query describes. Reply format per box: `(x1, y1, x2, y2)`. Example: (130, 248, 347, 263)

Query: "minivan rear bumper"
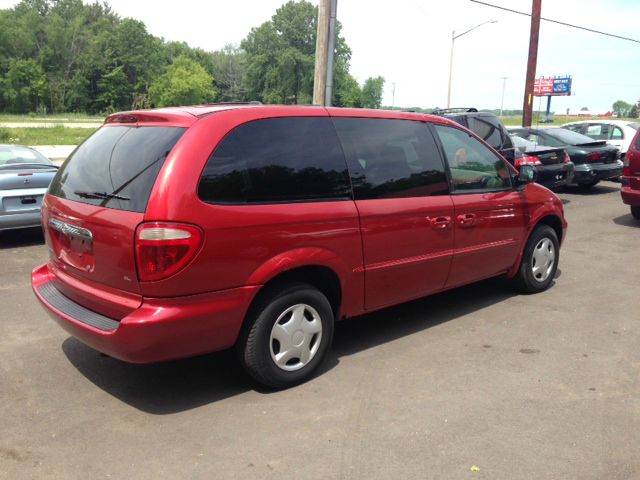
(621, 185, 640, 206)
(32, 263, 258, 363)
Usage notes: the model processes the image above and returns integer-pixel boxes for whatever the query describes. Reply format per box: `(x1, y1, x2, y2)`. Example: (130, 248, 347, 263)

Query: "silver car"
(0, 145, 58, 231)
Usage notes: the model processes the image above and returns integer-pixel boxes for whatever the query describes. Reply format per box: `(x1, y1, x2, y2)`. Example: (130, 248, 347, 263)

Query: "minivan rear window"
(49, 126, 185, 213)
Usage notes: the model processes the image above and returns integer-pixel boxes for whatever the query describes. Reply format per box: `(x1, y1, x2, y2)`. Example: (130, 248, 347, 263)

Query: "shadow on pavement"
(63, 278, 517, 414)
(563, 183, 620, 196)
(63, 340, 251, 414)
(613, 213, 640, 228)
(0, 227, 44, 249)
(331, 278, 517, 359)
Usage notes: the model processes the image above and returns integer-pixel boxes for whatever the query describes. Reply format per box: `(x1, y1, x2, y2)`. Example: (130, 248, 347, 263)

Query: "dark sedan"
(510, 134, 574, 190)
(0, 145, 58, 231)
(509, 127, 622, 188)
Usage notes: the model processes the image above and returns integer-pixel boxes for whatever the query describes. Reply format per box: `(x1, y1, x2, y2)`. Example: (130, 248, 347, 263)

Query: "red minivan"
(32, 105, 567, 388)
(621, 126, 640, 219)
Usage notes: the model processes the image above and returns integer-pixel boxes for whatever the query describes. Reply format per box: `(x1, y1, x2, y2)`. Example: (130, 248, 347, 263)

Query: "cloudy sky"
(2, 0, 639, 113)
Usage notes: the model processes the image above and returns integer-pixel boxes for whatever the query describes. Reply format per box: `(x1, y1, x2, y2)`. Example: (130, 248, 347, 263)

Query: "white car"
(561, 120, 640, 158)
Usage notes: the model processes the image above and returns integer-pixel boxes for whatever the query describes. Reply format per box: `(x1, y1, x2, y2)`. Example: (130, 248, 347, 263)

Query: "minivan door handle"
(430, 216, 451, 229)
(457, 213, 476, 228)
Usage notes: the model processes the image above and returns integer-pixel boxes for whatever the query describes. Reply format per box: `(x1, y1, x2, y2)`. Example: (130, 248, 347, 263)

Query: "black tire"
(631, 206, 640, 220)
(513, 225, 559, 294)
(238, 282, 334, 389)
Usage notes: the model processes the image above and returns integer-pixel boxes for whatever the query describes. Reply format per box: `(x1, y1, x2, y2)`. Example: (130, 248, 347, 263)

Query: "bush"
(0, 128, 11, 142)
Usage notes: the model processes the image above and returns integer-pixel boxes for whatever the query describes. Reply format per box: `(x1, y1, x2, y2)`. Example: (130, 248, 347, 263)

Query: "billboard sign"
(534, 76, 572, 96)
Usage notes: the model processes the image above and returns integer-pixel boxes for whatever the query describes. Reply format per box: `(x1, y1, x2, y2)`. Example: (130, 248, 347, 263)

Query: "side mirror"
(517, 164, 536, 185)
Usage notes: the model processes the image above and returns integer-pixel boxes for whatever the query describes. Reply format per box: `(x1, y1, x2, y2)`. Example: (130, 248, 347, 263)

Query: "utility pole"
(499, 76, 507, 117)
(324, 0, 337, 106)
(313, 0, 337, 106)
(391, 82, 396, 110)
(522, 0, 542, 127)
(313, 0, 330, 106)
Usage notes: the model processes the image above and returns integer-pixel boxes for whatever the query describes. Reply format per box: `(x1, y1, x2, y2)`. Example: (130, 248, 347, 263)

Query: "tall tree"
(361, 76, 385, 109)
(149, 56, 216, 107)
(612, 100, 632, 118)
(241, 0, 352, 105)
(1, 59, 47, 113)
(210, 45, 246, 102)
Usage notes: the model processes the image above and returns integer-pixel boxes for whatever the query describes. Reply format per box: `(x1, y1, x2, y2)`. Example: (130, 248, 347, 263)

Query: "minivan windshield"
(49, 126, 185, 212)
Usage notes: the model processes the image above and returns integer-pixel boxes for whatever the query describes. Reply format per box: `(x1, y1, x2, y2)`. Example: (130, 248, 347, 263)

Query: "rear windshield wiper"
(74, 191, 130, 201)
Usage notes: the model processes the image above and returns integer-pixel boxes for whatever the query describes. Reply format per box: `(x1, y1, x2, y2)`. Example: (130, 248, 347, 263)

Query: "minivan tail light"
(622, 155, 630, 177)
(135, 222, 203, 282)
(515, 155, 542, 167)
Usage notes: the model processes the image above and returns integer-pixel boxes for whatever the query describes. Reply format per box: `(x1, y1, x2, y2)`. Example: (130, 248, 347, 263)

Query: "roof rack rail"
(432, 107, 479, 115)
(206, 101, 263, 106)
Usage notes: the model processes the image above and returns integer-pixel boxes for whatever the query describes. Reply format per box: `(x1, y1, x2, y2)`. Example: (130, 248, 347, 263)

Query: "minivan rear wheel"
(514, 225, 559, 294)
(239, 282, 334, 389)
(631, 206, 640, 220)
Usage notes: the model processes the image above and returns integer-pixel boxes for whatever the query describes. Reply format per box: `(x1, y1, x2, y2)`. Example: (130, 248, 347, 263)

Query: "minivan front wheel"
(239, 282, 334, 389)
(631, 206, 640, 220)
(514, 225, 559, 294)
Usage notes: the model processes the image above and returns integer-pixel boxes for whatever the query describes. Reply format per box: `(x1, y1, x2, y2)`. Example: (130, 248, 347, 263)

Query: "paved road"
(1, 183, 639, 479)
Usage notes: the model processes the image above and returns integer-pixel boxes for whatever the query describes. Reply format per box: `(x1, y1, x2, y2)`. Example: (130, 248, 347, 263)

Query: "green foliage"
(210, 45, 246, 102)
(242, 0, 352, 104)
(630, 103, 639, 119)
(0, 125, 96, 145)
(612, 100, 632, 117)
(333, 67, 362, 108)
(0, 0, 381, 114)
(96, 66, 130, 112)
(1, 59, 47, 113)
(361, 76, 385, 109)
(149, 56, 216, 107)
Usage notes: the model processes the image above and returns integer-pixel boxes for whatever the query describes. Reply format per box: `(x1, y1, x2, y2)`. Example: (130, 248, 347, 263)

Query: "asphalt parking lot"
(1, 182, 639, 480)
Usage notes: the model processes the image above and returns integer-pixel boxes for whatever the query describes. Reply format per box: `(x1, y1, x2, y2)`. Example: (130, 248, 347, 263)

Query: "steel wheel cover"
(531, 237, 555, 282)
(269, 303, 323, 371)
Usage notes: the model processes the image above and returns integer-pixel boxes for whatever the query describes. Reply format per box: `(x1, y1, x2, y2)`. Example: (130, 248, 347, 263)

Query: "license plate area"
(3, 195, 43, 212)
(48, 218, 95, 273)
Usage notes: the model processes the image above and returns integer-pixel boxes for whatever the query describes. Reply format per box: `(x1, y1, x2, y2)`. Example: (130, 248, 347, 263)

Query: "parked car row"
(3, 104, 637, 390)
(509, 127, 622, 188)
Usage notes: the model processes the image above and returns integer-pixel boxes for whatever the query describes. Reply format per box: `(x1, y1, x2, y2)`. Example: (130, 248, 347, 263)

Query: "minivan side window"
(333, 118, 448, 199)
(433, 124, 512, 193)
(198, 117, 351, 204)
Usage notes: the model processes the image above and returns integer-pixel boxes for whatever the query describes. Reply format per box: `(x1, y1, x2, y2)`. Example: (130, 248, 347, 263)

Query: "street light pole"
(499, 76, 508, 117)
(447, 19, 497, 108)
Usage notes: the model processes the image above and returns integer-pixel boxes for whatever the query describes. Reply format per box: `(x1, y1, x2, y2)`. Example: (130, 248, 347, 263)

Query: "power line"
(470, 0, 640, 44)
